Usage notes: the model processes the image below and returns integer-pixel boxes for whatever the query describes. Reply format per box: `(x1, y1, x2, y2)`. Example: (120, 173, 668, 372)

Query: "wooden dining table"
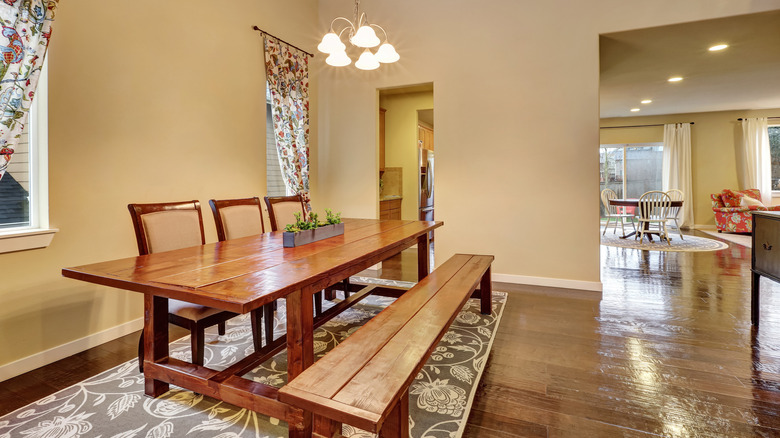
(61, 218, 443, 437)
(608, 198, 683, 240)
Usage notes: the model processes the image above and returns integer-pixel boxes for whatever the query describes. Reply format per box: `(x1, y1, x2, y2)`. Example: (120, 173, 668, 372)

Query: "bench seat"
(278, 253, 494, 437)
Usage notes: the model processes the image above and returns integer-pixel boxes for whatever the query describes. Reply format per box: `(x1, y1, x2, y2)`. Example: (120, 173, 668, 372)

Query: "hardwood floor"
(3, 230, 780, 437)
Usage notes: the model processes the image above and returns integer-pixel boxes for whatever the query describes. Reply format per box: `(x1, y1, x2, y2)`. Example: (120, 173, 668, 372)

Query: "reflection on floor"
(4, 231, 780, 437)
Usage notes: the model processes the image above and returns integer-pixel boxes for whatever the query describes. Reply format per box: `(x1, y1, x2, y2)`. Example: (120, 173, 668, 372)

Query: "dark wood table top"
(609, 198, 683, 208)
(62, 218, 443, 314)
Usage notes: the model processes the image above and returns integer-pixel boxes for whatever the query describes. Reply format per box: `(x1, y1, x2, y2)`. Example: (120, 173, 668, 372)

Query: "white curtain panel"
(739, 118, 772, 204)
(662, 123, 693, 228)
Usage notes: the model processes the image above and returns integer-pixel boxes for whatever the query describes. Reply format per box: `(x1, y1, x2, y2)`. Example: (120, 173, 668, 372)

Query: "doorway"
(378, 83, 435, 270)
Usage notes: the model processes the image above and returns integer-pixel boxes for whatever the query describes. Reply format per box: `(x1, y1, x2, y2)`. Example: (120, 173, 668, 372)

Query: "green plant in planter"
(325, 209, 342, 225)
(284, 210, 342, 232)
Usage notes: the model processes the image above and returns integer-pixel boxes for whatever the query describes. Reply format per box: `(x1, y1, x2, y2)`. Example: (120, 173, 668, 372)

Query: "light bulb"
(317, 32, 345, 54)
(325, 50, 351, 67)
(355, 49, 379, 70)
(350, 25, 380, 48)
(375, 42, 400, 63)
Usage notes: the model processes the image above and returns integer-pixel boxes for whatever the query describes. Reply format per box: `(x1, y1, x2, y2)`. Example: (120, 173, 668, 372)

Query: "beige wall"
(601, 108, 780, 227)
(315, 0, 780, 286)
(380, 91, 434, 220)
(0, 0, 319, 369)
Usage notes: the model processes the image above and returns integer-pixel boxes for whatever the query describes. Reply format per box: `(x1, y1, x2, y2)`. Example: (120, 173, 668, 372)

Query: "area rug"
(699, 229, 751, 248)
(600, 232, 728, 252)
(0, 279, 506, 438)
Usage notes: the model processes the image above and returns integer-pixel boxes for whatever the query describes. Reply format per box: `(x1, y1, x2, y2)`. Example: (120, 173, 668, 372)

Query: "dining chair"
(264, 194, 350, 304)
(264, 194, 308, 231)
(600, 188, 635, 236)
(129, 200, 245, 372)
(636, 191, 672, 245)
(209, 197, 275, 349)
(665, 189, 684, 240)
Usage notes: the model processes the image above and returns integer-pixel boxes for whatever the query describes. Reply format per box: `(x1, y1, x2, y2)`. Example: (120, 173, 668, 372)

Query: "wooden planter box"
(283, 223, 345, 248)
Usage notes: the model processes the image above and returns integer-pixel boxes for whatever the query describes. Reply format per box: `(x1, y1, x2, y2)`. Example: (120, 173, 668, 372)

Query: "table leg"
(286, 289, 314, 437)
(480, 266, 492, 315)
(752, 272, 761, 326)
(144, 295, 169, 397)
(418, 233, 430, 281)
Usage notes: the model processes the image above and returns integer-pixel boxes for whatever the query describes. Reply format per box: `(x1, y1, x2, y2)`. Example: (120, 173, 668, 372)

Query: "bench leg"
(312, 415, 340, 438)
(480, 266, 492, 315)
(379, 389, 409, 438)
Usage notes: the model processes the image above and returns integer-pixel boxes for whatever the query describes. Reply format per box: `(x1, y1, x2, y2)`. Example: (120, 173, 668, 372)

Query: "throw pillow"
(721, 189, 743, 208)
(741, 195, 765, 207)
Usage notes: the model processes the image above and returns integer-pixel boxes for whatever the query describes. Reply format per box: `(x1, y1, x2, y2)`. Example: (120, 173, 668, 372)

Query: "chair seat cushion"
(169, 299, 225, 321)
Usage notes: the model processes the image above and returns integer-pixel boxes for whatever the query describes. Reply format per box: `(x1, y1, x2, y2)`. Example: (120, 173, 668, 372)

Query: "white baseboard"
(492, 273, 603, 292)
(0, 317, 143, 382)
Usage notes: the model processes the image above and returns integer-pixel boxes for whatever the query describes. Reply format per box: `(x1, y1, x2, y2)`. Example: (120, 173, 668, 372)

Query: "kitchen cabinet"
(380, 198, 401, 220)
(418, 125, 434, 151)
(379, 108, 386, 171)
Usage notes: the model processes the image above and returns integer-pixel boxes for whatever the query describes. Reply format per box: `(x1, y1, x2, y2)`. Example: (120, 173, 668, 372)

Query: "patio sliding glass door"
(599, 143, 663, 219)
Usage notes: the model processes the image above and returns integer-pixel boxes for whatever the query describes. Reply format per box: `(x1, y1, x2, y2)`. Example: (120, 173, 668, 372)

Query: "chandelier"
(317, 0, 400, 70)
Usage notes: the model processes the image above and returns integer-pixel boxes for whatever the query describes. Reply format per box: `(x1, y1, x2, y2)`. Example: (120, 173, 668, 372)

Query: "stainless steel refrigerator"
(419, 147, 434, 223)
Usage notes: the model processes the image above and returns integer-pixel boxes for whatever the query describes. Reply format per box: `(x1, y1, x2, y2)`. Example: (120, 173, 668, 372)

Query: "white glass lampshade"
(375, 42, 400, 63)
(350, 25, 380, 48)
(317, 32, 346, 54)
(325, 50, 351, 67)
(355, 49, 380, 70)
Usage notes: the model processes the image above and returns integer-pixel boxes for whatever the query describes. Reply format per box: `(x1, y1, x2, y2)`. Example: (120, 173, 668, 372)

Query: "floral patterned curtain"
(263, 35, 311, 210)
(0, 0, 58, 181)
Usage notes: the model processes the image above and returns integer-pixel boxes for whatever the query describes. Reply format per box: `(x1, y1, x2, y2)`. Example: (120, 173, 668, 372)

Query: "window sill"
(0, 228, 58, 254)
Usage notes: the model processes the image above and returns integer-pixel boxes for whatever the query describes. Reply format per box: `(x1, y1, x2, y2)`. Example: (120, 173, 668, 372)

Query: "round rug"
(600, 232, 728, 252)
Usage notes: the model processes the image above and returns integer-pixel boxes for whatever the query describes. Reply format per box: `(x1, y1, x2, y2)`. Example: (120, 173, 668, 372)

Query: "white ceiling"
(599, 10, 780, 119)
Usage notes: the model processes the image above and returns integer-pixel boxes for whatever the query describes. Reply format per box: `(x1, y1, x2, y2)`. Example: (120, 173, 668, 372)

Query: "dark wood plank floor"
(3, 230, 780, 438)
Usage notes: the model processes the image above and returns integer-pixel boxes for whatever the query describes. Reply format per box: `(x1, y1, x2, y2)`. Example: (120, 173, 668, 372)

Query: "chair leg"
(263, 302, 274, 345)
(675, 218, 683, 240)
(138, 332, 144, 373)
(191, 325, 205, 366)
(618, 216, 625, 236)
(217, 322, 226, 336)
(250, 309, 263, 352)
(603, 216, 612, 235)
(664, 223, 671, 245)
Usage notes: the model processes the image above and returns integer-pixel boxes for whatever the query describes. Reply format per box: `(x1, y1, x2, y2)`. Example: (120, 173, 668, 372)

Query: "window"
(600, 143, 663, 218)
(265, 85, 288, 197)
(0, 61, 56, 253)
(769, 124, 780, 191)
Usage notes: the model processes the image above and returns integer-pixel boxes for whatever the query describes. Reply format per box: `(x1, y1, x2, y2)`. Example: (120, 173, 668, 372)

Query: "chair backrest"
(264, 195, 306, 231)
(666, 189, 684, 217)
(638, 191, 671, 221)
(208, 197, 265, 241)
(601, 188, 618, 215)
(128, 200, 205, 255)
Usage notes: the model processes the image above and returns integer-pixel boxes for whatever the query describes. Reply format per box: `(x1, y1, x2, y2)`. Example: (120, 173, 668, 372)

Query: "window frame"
(0, 60, 57, 254)
(770, 122, 780, 198)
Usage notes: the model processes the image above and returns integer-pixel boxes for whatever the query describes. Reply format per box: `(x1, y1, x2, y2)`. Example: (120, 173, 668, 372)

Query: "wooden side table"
(751, 211, 780, 325)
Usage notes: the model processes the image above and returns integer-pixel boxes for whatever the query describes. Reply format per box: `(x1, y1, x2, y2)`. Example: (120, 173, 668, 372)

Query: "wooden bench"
(278, 253, 494, 437)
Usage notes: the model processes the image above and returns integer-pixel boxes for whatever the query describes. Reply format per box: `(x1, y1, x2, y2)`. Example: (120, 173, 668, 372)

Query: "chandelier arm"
(370, 23, 389, 42)
(330, 16, 356, 32)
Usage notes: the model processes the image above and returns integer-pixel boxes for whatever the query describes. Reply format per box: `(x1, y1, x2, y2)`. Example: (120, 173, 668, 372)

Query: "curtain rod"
(600, 122, 694, 129)
(737, 117, 780, 121)
(252, 26, 314, 57)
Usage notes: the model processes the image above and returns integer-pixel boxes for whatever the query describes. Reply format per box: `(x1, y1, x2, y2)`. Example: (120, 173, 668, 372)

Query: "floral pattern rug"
(0, 278, 506, 438)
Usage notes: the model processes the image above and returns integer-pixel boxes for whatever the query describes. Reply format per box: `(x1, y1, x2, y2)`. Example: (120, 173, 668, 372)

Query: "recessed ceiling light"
(630, 108, 640, 112)
(641, 99, 652, 104)
(668, 76, 683, 83)
(709, 44, 728, 51)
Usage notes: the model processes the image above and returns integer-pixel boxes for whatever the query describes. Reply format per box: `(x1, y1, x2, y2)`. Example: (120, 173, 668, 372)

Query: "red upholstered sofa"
(711, 189, 780, 232)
